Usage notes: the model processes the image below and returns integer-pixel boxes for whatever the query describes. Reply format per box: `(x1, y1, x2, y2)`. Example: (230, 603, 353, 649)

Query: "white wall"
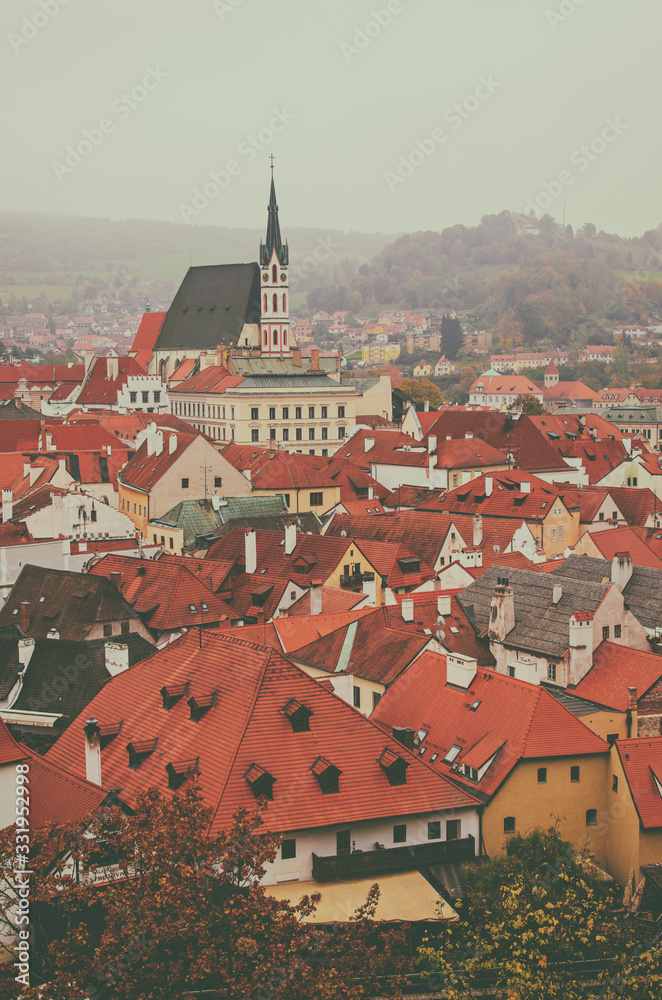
(24, 493, 135, 542)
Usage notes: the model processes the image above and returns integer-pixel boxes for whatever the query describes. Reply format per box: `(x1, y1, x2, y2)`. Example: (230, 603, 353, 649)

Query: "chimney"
(568, 613, 593, 685)
(311, 348, 320, 371)
(392, 727, 416, 750)
(23, 462, 30, 480)
(108, 357, 119, 380)
(293, 349, 302, 368)
(216, 343, 224, 367)
(46, 432, 54, 451)
(245, 529, 257, 575)
(84, 718, 102, 786)
(437, 595, 451, 617)
(310, 580, 323, 616)
(485, 475, 493, 497)
(488, 579, 515, 642)
(18, 638, 35, 669)
(401, 598, 415, 622)
(611, 552, 633, 592)
(368, 485, 374, 500)
(169, 433, 178, 455)
(552, 584, 563, 605)
(446, 652, 478, 689)
(362, 571, 377, 607)
(2, 489, 13, 523)
(520, 481, 531, 494)
(153, 430, 164, 456)
(47, 628, 60, 640)
(105, 642, 129, 677)
(364, 437, 375, 453)
(473, 513, 483, 548)
(146, 422, 158, 456)
(211, 493, 221, 512)
(464, 431, 473, 439)
(19, 601, 30, 634)
(225, 351, 233, 375)
(428, 435, 437, 455)
(109, 571, 122, 592)
(627, 686, 638, 738)
(424, 399, 430, 412)
(284, 520, 297, 556)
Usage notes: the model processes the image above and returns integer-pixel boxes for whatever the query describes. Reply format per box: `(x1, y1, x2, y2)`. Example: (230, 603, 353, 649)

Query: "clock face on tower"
(262, 273, 269, 282)
(280, 273, 287, 282)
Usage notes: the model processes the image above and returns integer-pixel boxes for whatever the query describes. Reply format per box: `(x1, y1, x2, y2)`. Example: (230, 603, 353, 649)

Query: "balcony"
(339, 573, 364, 589)
(312, 835, 475, 881)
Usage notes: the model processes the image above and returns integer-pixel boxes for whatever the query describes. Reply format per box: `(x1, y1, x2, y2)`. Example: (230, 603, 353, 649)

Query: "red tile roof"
(23, 747, 108, 830)
(582, 486, 660, 526)
(286, 587, 366, 617)
(119, 432, 197, 492)
(562, 439, 628, 484)
(419, 470, 577, 522)
(0, 717, 27, 765)
(617, 738, 662, 829)
(571, 642, 662, 711)
(324, 512, 467, 569)
(46, 630, 477, 833)
(206, 527, 357, 584)
(371, 653, 609, 799)
(580, 526, 662, 568)
(76, 357, 149, 407)
(221, 444, 337, 490)
(544, 381, 597, 401)
(129, 311, 166, 355)
(385, 592, 494, 665)
(423, 412, 569, 474)
(169, 365, 244, 393)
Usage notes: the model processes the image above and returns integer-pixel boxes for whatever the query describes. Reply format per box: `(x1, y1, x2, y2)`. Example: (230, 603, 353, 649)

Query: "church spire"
(260, 160, 288, 267)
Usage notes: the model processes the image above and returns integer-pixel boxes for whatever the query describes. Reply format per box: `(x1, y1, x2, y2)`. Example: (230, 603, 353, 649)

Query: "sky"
(1, 0, 659, 238)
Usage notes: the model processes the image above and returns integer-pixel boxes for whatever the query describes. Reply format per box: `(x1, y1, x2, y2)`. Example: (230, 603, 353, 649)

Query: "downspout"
(478, 805, 485, 857)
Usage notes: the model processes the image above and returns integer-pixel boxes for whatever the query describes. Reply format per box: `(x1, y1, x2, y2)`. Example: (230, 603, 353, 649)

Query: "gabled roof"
(559, 487, 613, 523)
(347, 537, 436, 590)
(580, 526, 662, 568)
(88, 554, 237, 630)
(17, 741, 108, 829)
(582, 485, 660, 526)
(384, 592, 494, 666)
(423, 412, 569, 473)
(0, 717, 27, 765)
(129, 311, 167, 354)
(118, 432, 197, 492)
(371, 653, 608, 799)
(324, 512, 467, 570)
(206, 527, 359, 583)
(76, 357, 150, 407)
(617, 738, 662, 829)
(562, 439, 628, 484)
(168, 365, 244, 394)
(554, 554, 662, 632)
(423, 470, 576, 523)
(46, 630, 477, 834)
(544, 381, 596, 400)
(225, 573, 293, 621)
(571, 641, 662, 712)
(155, 264, 262, 350)
(221, 444, 337, 490)
(286, 587, 366, 617)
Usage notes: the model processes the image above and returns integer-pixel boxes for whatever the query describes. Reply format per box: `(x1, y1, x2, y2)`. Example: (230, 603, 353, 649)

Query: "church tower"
(259, 166, 292, 357)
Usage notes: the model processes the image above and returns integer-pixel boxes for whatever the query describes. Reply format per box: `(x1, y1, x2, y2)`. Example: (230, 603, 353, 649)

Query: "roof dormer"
(127, 738, 158, 769)
(378, 747, 409, 786)
(161, 681, 190, 711)
(244, 763, 276, 800)
(310, 756, 342, 794)
(188, 691, 217, 722)
(282, 698, 313, 733)
(166, 757, 199, 790)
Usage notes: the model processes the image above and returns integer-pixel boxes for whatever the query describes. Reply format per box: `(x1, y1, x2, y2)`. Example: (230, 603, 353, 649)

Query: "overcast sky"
(2, 0, 658, 237)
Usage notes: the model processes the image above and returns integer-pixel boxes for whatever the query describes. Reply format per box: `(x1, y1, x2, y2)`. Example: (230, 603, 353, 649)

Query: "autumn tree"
(440, 314, 463, 360)
(0, 786, 408, 1000)
(511, 393, 544, 414)
(399, 378, 443, 409)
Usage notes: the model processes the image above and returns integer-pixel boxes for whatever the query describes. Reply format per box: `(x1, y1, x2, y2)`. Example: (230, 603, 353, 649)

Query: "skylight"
(444, 744, 461, 764)
(189, 604, 197, 612)
(470, 700, 481, 712)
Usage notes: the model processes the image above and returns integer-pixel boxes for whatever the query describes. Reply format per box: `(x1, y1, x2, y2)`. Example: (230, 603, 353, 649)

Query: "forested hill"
(306, 212, 662, 346)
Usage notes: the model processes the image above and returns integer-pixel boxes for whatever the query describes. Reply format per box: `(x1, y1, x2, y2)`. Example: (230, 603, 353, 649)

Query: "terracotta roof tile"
(617, 738, 662, 829)
(571, 641, 662, 711)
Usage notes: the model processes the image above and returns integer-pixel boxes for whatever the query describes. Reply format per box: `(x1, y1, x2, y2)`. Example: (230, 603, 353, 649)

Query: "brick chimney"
(392, 727, 416, 750)
(310, 580, 323, 616)
(293, 349, 302, 368)
(19, 601, 30, 634)
(109, 571, 122, 592)
(627, 686, 638, 738)
(18, 637, 35, 669)
(311, 348, 320, 372)
(84, 717, 102, 786)
(568, 612, 593, 685)
(488, 579, 514, 642)
(611, 552, 633, 592)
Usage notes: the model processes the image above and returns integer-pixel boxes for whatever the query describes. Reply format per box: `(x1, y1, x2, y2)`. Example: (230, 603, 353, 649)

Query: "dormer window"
(166, 757, 199, 790)
(99, 722, 123, 749)
(443, 744, 461, 764)
(282, 698, 313, 732)
(244, 763, 276, 800)
(188, 692, 217, 722)
(378, 748, 409, 786)
(127, 738, 158, 769)
(397, 557, 421, 575)
(310, 756, 342, 794)
(161, 682, 190, 711)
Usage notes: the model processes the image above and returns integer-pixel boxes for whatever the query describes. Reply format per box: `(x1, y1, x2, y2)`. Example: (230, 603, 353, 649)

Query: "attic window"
(470, 700, 481, 711)
(39, 596, 46, 604)
(430, 753, 438, 762)
(444, 744, 461, 764)
(127, 738, 158, 769)
(99, 722, 123, 749)
(378, 747, 409, 786)
(397, 557, 421, 574)
(161, 682, 190, 711)
(310, 756, 342, 794)
(282, 698, 313, 732)
(244, 763, 276, 800)
(166, 757, 199, 790)
(189, 604, 197, 613)
(188, 692, 217, 722)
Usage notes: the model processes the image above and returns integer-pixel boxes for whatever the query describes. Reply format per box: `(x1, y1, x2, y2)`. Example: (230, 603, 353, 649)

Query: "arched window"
(263, 293, 268, 313)
(272, 264, 277, 283)
(283, 293, 287, 312)
(273, 330, 278, 345)
(263, 329, 268, 345)
(283, 329, 287, 345)
(273, 293, 278, 313)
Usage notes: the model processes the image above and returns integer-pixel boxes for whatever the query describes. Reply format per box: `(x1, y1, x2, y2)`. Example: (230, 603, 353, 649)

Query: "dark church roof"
(155, 263, 262, 351)
(260, 174, 288, 268)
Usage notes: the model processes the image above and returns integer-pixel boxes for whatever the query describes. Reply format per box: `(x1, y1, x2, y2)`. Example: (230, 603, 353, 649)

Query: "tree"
(511, 394, 544, 414)
(0, 786, 408, 999)
(399, 378, 443, 409)
(440, 314, 463, 360)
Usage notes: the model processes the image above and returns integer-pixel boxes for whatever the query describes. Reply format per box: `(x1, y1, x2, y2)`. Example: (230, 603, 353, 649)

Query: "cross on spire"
(269, 153, 275, 170)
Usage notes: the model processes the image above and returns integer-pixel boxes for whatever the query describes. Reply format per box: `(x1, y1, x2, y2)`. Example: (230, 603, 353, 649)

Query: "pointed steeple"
(260, 164, 288, 267)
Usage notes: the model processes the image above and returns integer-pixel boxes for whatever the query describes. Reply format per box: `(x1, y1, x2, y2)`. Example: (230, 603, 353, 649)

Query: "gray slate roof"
(152, 496, 321, 550)
(458, 563, 612, 658)
(553, 553, 662, 631)
(155, 264, 261, 350)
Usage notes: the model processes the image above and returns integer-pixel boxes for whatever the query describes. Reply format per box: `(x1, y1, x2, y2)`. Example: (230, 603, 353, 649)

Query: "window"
(548, 662, 557, 682)
(428, 821, 441, 840)
(558, 526, 563, 541)
(321, 448, 328, 456)
(633, 478, 638, 487)
(607, 733, 619, 747)
(321, 427, 328, 440)
(130, 391, 137, 403)
(295, 428, 302, 441)
(614, 624, 622, 638)
(551, 527, 557, 542)
(282, 406, 289, 419)
(321, 406, 328, 418)
(586, 809, 597, 826)
(599, 512, 604, 521)
(103, 624, 113, 637)
(121, 621, 130, 635)
(570, 765, 580, 782)
(443, 745, 461, 764)
(504, 816, 516, 834)
(251, 407, 259, 420)
(602, 626, 610, 640)
(181, 478, 189, 489)
(308, 427, 315, 440)
(282, 428, 289, 442)
(612, 774, 619, 792)
(537, 767, 547, 784)
(393, 823, 407, 843)
(295, 406, 302, 419)
(508, 665, 516, 678)
(169, 538, 174, 549)
(153, 391, 161, 403)
(213, 477, 222, 489)
(91, 508, 97, 523)
(142, 392, 149, 404)
(309, 449, 315, 456)
(310, 492, 323, 506)
(373, 691, 382, 710)
(308, 406, 315, 419)
(269, 407, 276, 420)
(270, 428, 277, 441)
(251, 429, 260, 442)
(353, 686, 361, 708)
(283, 494, 290, 506)
(281, 838, 296, 860)
(338, 405, 345, 418)
(446, 819, 460, 841)
(336, 830, 350, 856)
(338, 426, 346, 439)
